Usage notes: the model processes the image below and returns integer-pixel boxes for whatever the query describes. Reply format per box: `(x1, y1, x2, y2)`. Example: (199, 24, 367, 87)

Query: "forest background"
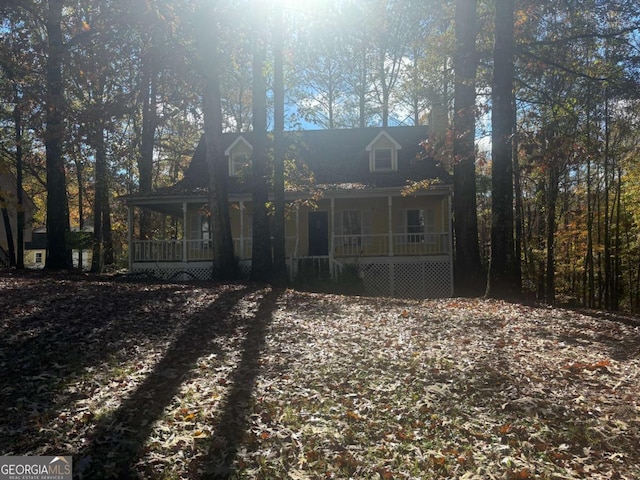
(1, 0, 640, 311)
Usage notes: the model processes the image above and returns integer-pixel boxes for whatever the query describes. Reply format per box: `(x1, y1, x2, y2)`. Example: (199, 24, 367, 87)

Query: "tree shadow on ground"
(530, 310, 640, 362)
(73, 284, 254, 478)
(446, 357, 640, 466)
(0, 274, 192, 452)
(187, 287, 282, 479)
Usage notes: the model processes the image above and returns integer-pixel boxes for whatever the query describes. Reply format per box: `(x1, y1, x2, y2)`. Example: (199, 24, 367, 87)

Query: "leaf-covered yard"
(1, 272, 639, 479)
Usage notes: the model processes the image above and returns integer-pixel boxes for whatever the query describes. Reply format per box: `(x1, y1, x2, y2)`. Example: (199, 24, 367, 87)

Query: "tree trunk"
(74, 147, 84, 271)
(512, 91, 523, 294)
(45, 0, 71, 270)
(452, 0, 484, 296)
(272, 4, 287, 284)
(603, 94, 611, 310)
(138, 49, 158, 240)
(358, 44, 367, 128)
(204, 98, 237, 279)
(536, 180, 546, 301)
(103, 187, 114, 266)
(250, 6, 273, 282)
(585, 154, 595, 308)
(380, 48, 390, 127)
(486, 0, 519, 299)
(91, 129, 107, 273)
(13, 84, 24, 269)
(612, 165, 622, 310)
(200, 8, 237, 281)
(0, 192, 16, 267)
(545, 162, 559, 305)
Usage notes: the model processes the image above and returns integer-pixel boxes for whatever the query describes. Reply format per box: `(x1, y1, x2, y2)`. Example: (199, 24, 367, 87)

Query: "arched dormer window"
(224, 136, 253, 177)
(366, 131, 401, 173)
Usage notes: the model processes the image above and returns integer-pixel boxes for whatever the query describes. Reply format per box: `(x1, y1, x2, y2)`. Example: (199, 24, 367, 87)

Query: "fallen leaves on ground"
(1, 271, 639, 479)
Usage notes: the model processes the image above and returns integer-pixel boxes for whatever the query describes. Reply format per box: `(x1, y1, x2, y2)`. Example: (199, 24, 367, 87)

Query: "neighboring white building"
(25, 226, 94, 270)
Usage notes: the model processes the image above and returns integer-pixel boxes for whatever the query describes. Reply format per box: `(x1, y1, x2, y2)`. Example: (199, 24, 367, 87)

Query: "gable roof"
(159, 126, 450, 196)
(365, 130, 402, 151)
(224, 135, 253, 156)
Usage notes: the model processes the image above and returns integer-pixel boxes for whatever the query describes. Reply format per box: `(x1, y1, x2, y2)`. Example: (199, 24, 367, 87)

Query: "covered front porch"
(130, 232, 450, 264)
(124, 187, 453, 297)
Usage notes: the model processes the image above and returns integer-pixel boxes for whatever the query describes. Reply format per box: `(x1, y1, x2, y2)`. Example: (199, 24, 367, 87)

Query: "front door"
(308, 211, 329, 256)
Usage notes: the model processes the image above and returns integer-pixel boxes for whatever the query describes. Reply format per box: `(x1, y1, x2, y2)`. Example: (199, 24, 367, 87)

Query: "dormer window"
(373, 148, 393, 171)
(230, 153, 250, 177)
(366, 130, 401, 172)
(224, 136, 253, 177)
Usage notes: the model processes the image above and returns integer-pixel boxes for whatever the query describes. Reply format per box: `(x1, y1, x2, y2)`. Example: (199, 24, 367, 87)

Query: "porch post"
(388, 195, 394, 256)
(182, 202, 188, 262)
(239, 201, 245, 259)
(127, 202, 133, 271)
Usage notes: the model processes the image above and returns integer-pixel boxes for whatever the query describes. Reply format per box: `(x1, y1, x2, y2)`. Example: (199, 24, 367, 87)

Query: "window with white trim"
(397, 208, 436, 245)
(373, 147, 393, 171)
(366, 131, 401, 172)
(190, 214, 212, 247)
(407, 208, 436, 243)
(406, 209, 424, 243)
(230, 153, 251, 177)
(337, 210, 372, 246)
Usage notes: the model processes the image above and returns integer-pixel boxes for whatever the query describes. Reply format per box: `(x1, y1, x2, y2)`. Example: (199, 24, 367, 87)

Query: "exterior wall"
(23, 248, 93, 270)
(334, 197, 387, 231)
(24, 249, 46, 269)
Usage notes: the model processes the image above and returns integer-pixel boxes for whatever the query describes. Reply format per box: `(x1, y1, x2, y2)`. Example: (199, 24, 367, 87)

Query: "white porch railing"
(132, 233, 448, 263)
(132, 237, 298, 262)
(333, 232, 449, 257)
(132, 239, 184, 262)
(392, 232, 450, 256)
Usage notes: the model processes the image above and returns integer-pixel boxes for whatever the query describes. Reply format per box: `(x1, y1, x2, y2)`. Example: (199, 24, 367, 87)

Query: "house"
(23, 227, 46, 268)
(0, 173, 35, 267)
(123, 126, 453, 298)
(24, 226, 94, 270)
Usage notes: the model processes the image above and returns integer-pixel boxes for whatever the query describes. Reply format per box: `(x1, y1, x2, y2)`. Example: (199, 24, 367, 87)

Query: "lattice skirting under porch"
(130, 258, 452, 298)
(130, 263, 213, 281)
(356, 258, 453, 299)
(130, 261, 252, 281)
